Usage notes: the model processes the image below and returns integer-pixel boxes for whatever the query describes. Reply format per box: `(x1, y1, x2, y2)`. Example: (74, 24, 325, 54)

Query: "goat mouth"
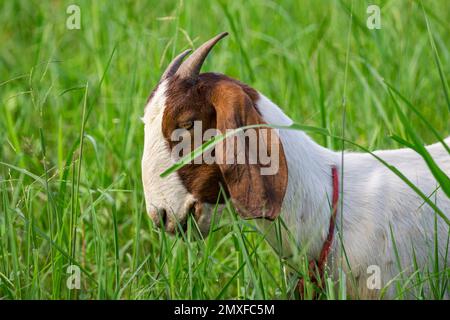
(190, 201, 203, 222)
(186, 201, 203, 228)
(172, 201, 201, 236)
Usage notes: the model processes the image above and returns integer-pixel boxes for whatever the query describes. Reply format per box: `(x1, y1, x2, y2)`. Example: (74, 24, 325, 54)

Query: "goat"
(141, 32, 450, 299)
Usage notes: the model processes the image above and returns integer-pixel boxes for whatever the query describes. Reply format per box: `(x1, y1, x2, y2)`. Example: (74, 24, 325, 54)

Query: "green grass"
(0, 0, 449, 300)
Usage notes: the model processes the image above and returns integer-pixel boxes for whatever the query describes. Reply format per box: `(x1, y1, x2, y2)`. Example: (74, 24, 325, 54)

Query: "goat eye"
(179, 121, 194, 130)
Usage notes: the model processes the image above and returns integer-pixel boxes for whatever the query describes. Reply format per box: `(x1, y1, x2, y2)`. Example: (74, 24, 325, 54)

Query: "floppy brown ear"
(210, 81, 288, 220)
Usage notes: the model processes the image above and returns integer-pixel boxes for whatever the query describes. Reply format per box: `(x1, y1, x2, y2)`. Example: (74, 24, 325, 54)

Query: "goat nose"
(150, 207, 167, 228)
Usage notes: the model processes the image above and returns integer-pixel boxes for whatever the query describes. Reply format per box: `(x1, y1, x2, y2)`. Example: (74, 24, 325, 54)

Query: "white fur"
(141, 81, 196, 230)
(255, 94, 450, 299)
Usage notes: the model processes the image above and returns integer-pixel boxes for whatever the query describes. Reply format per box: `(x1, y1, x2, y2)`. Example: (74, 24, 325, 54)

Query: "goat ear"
(211, 82, 288, 220)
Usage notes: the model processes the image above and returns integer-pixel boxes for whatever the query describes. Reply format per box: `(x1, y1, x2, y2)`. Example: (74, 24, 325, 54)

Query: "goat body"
(256, 94, 450, 299)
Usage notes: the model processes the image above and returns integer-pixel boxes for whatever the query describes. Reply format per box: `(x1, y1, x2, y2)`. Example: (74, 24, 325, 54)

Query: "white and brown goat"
(141, 32, 450, 299)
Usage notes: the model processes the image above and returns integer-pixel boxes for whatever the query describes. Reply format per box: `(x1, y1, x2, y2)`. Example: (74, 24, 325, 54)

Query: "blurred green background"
(0, 0, 449, 299)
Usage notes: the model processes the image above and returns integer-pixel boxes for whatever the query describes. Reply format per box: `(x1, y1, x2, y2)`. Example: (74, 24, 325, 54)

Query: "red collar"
(297, 165, 339, 298)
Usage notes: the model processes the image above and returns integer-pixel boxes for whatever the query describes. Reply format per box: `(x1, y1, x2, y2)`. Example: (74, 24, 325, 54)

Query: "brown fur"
(161, 72, 288, 220)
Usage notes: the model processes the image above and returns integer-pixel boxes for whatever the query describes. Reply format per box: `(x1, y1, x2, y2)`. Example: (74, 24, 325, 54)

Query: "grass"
(0, 0, 449, 300)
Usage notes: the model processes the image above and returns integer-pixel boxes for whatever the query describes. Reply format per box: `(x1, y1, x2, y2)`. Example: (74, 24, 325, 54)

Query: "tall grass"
(0, 0, 449, 299)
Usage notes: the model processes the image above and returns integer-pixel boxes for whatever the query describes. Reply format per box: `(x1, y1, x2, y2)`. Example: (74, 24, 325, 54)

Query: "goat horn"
(175, 32, 229, 81)
(161, 49, 192, 80)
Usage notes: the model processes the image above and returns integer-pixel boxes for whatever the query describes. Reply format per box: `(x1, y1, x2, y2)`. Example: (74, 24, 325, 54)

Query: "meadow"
(0, 0, 449, 299)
